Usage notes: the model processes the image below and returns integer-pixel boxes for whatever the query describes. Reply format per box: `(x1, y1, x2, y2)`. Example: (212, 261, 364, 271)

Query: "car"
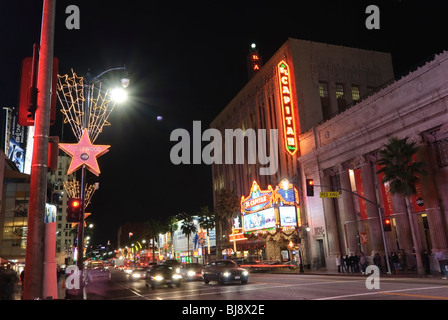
(180, 263, 203, 281)
(201, 260, 249, 285)
(160, 259, 181, 273)
(145, 264, 182, 289)
(85, 265, 111, 283)
(128, 266, 148, 280)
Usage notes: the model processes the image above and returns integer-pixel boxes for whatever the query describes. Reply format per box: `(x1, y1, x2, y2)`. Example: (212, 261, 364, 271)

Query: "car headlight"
(242, 270, 249, 276)
(132, 273, 141, 278)
(187, 271, 195, 277)
(223, 272, 231, 277)
(175, 268, 181, 273)
(172, 274, 182, 280)
(152, 275, 164, 281)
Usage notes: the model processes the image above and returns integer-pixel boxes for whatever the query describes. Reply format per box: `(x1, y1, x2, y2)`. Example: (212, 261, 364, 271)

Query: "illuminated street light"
(110, 87, 127, 103)
(57, 66, 129, 299)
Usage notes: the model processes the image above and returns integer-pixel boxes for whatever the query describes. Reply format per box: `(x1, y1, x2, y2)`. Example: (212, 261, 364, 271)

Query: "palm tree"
(197, 206, 215, 263)
(142, 218, 166, 263)
(179, 214, 197, 263)
(216, 188, 240, 257)
(377, 137, 427, 275)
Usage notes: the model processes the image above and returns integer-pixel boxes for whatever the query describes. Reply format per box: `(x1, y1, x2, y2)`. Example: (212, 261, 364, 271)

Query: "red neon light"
(277, 60, 298, 156)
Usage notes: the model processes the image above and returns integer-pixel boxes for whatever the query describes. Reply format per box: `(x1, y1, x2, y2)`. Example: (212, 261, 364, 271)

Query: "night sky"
(2, 1, 447, 246)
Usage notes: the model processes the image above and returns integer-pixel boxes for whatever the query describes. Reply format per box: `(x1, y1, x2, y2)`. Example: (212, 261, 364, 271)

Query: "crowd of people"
(336, 249, 447, 278)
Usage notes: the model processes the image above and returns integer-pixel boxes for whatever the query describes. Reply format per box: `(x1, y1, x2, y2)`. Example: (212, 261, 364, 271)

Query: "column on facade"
(358, 156, 384, 254)
(336, 163, 359, 254)
(320, 172, 341, 261)
(418, 135, 448, 253)
(390, 194, 415, 267)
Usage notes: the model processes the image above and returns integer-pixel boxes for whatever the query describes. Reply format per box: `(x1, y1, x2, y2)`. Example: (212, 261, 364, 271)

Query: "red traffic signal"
(383, 218, 392, 232)
(306, 179, 314, 196)
(67, 198, 82, 222)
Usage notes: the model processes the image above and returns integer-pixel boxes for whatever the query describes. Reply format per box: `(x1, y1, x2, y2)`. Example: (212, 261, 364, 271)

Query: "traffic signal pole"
(23, 0, 56, 300)
(312, 184, 392, 274)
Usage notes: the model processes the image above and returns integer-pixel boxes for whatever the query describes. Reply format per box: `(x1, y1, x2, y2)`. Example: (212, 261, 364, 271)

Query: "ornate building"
(298, 50, 448, 272)
(211, 38, 395, 265)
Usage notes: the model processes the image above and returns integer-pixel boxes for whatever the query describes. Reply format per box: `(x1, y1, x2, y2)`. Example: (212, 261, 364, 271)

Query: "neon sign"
(278, 60, 298, 156)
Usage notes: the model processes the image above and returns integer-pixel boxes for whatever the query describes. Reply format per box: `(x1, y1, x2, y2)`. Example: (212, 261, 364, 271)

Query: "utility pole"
(23, 0, 56, 300)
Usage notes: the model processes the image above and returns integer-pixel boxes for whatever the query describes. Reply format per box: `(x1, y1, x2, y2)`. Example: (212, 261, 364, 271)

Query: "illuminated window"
(351, 85, 360, 101)
(335, 83, 346, 112)
(319, 82, 330, 120)
(319, 82, 328, 98)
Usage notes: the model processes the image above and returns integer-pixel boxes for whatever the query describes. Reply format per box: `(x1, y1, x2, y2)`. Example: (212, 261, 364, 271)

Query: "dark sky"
(2, 1, 447, 246)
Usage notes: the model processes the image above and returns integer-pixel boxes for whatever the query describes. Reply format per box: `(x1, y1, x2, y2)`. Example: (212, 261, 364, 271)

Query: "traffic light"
(383, 218, 392, 232)
(306, 179, 314, 196)
(67, 198, 82, 222)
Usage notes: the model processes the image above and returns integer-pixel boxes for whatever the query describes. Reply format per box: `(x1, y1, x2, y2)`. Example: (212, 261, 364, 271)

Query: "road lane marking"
(316, 285, 448, 300)
(136, 279, 356, 300)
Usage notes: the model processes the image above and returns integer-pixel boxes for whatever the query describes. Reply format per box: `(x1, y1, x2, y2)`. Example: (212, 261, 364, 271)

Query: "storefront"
(225, 179, 302, 263)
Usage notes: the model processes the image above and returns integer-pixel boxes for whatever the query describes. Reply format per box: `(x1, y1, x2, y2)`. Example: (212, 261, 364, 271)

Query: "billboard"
(279, 206, 298, 227)
(243, 207, 275, 232)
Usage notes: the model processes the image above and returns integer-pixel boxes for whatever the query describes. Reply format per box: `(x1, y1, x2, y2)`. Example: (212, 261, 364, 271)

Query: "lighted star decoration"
(59, 128, 110, 176)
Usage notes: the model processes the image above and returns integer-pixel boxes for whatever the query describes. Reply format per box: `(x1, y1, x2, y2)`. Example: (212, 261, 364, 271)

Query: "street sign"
(320, 191, 340, 198)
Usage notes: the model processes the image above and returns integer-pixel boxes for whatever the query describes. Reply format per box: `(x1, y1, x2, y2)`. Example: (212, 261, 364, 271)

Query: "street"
(81, 270, 448, 301)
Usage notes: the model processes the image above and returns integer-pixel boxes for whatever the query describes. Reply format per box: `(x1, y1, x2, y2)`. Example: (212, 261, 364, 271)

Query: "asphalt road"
(83, 269, 448, 301)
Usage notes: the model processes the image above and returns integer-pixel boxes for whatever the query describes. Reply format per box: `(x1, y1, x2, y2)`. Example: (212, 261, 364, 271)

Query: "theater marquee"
(278, 60, 298, 156)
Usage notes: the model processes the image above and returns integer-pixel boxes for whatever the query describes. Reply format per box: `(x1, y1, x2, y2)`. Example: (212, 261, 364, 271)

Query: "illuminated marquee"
(278, 60, 298, 156)
(240, 179, 301, 233)
(241, 181, 273, 214)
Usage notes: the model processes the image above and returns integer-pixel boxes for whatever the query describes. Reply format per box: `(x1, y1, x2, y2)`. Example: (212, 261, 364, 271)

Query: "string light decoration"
(57, 70, 118, 143)
(63, 178, 99, 209)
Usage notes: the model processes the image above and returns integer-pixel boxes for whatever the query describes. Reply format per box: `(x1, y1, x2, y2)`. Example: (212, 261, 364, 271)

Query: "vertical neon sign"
(278, 60, 298, 156)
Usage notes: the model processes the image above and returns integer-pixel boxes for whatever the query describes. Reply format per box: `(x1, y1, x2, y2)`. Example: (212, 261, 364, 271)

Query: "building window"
(351, 85, 360, 101)
(335, 83, 346, 112)
(319, 82, 330, 121)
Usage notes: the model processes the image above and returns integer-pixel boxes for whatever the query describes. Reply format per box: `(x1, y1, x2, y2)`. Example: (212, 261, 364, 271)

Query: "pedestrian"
(348, 253, 356, 273)
(57, 265, 62, 283)
(421, 250, 430, 275)
(344, 255, 350, 273)
(0, 264, 18, 300)
(340, 254, 347, 273)
(336, 255, 342, 273)
(434, 249, 447, 279)
(373, 252, 382, 274)
(359, 252, 367, 274)
(391, 252, 400, 274)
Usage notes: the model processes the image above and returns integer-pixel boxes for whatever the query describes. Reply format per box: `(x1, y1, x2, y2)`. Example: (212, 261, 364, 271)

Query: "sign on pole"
(320, 191, 340, 198)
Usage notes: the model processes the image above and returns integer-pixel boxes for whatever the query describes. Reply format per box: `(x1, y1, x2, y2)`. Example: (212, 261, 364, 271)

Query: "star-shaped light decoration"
(59, 128, 110, 176)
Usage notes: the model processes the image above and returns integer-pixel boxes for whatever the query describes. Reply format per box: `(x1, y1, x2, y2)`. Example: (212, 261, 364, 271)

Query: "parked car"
(128, 266, 148, 280)
(145, 264, 182, 289)
(180, 263, 203, 281)
(201, 260, 248, 285)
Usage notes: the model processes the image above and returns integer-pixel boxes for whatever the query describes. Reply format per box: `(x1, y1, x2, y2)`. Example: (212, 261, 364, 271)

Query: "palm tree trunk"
(187, 234, 190, 263)
(405, 196, 425, 276)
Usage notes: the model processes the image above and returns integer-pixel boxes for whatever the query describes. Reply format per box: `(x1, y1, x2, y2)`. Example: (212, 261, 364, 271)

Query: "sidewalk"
(13, 278, 68, 300)
(272, 266, 447, 280)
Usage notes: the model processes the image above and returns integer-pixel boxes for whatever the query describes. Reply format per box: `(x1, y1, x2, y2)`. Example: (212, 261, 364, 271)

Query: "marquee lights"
(278, 60, 298, 156)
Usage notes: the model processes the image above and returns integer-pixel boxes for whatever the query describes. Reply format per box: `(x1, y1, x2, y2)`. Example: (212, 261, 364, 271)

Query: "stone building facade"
(298, 50, 448, 272)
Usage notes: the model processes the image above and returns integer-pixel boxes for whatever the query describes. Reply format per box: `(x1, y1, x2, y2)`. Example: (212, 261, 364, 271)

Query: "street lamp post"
(57, 66, 128, 299)
(76, 67, 128, 270)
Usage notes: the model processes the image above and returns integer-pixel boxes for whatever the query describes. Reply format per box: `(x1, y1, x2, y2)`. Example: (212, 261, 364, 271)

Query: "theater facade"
(211, 37, 448, 271)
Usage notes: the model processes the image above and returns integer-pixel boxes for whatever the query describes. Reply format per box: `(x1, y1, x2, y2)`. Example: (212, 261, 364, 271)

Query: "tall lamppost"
(57, 66, 129, 297)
